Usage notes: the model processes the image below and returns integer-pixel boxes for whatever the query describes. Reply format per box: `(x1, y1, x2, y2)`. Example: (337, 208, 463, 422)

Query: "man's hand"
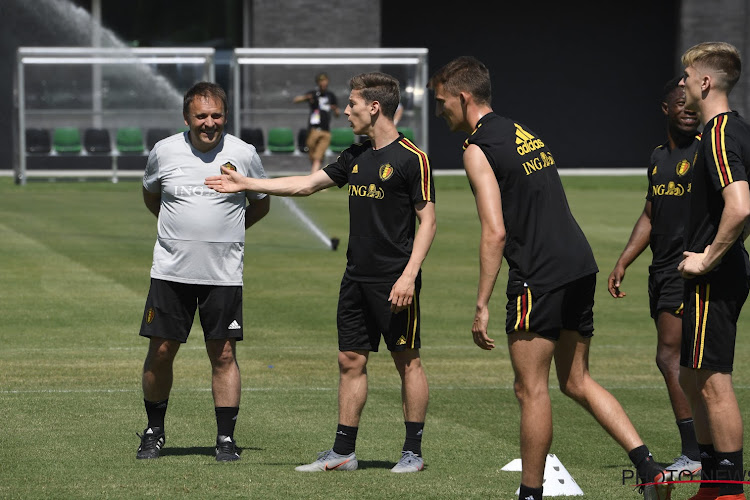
(678, 245, 711, 278)
(472, 306, 495, 350)
(388, 274, 415, 313)
(607, 264, 627, 298)
(205, 165, 247, 193)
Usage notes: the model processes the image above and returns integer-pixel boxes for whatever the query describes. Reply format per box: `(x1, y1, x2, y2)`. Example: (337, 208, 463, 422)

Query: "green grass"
(1, 174, 749, 499)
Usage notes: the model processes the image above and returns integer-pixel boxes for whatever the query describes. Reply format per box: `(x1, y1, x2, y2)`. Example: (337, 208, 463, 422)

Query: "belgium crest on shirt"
(379, 163, 394, 181)
(676, 159, 690, 176)
(221, 162, 237, 173)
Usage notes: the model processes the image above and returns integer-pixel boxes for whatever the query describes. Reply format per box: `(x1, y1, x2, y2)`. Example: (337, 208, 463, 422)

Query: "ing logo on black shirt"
(349, 183, 385, 199)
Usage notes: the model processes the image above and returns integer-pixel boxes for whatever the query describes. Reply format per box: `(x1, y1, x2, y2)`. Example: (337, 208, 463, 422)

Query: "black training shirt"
(685, 111, 750, 276)
(324, 134, 434, 282)
(646, 134, 700, 273)
(465, 113, 598, 293)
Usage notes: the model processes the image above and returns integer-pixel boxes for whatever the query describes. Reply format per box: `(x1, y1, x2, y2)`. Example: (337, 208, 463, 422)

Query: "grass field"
(2, 174, 750, 499)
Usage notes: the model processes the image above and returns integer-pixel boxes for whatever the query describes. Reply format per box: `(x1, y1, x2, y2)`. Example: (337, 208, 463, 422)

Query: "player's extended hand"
(607, 264, 627, 298)
(388, 275, 415, 313)
(204, 166, 247, 193)
(678, 245, 711, 278)
(472, 306, 495, 350)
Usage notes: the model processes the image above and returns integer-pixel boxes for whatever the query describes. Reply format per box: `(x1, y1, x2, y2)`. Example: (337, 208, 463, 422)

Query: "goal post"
(15, 47, 215, 184)
(230, 48, 429, 156)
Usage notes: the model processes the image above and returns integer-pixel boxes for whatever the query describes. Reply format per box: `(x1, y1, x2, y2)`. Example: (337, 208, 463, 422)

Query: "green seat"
(397, 127, 415, 143)
(329, 127, 355, 153)
(267, 127, 295, 153)
(116, 127, 145, 154)
(52, 127, 82, 154)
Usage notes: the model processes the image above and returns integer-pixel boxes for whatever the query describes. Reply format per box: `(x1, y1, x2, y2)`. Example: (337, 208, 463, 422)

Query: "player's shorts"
(505, 274, 596, 340)
(306, 128, 331, 161)
(681, 270, 749, 372)
(337, 274, 421, 352)
(648, 269, 685, 319)
(139, 278, 244, 343)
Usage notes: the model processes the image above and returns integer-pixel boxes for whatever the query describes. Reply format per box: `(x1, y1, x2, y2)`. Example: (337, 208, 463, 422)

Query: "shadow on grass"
(358, 460, 422, 470)
(160, 445, 263, 457)
(269, 460, 416, 470)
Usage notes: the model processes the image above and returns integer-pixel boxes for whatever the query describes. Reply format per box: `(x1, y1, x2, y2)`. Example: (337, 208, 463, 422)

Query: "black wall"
(4, 0, 679, 171)
(382, 0, 681, 169)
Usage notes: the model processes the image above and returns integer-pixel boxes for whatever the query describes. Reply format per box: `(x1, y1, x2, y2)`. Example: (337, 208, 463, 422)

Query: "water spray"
(278, 197, 339, 250)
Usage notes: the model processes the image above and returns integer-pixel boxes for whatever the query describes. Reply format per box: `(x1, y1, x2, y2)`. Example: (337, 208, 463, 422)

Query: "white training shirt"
(143, 132, 267, 286)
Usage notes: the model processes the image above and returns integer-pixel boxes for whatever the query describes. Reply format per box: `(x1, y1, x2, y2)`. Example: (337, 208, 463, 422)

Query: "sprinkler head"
(330, 237, 340, 251)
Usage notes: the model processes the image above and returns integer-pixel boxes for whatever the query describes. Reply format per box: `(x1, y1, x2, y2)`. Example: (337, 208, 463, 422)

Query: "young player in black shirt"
(608, 76, 702, 476)
(677, 41, 750, 500)
(206, 71, 436, 474)
(429, 56, 671, 500)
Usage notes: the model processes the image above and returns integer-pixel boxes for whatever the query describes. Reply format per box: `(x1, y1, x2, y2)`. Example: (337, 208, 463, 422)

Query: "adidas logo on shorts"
(228, 320, 241, 330)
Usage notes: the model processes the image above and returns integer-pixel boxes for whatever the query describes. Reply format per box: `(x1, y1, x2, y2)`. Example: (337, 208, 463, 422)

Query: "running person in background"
(206, 71, 436, 474)
(137, 81, 269, 462)
(294, 72, 341, 173)
(608, 76, 702, 476)
(677, 41, 750, 500)
(428, 55, 671, 500)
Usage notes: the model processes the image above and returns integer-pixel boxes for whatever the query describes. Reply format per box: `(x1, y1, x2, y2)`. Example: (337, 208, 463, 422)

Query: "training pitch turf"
(1, 174, 749, 499)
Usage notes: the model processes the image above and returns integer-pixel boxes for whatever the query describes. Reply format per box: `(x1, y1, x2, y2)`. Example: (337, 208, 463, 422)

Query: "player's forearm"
(704, 205, 750, 269)
(476, 230, 504, 310)
(702, 182, 750, 270)
(401, 214, 436, 279)
(616, 211, 652, 268)
(244, 176, 317, 197)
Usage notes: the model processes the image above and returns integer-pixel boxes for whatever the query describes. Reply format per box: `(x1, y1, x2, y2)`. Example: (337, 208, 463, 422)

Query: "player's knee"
(391, 349, 420, 367)
(513, 378, 547, 403)
(207, 341, 237, 368)
(338, 350, 367, 374)
(558, 377, 585, 401)
(146, 338, 179, 365)
(655, 349, 677, 375)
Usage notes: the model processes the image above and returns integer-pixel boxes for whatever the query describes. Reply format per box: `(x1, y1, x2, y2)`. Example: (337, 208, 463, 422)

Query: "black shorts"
(139, 278, 244, 343)
(505, 274, 595, 340)
(648, 269, 685, 319)
(681, 271, 749, 372)
(337, 274, 421, 352)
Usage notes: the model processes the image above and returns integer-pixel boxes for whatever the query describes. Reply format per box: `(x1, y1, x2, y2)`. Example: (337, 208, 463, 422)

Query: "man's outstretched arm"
(206, 166, 335, 196)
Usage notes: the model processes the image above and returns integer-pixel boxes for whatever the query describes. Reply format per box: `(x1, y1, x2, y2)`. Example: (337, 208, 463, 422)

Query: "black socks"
(144, 399, 168, 429)
(403, 421, 424, 456)
(628, 445, 662, 483)
(332, 424, 358, 455)
(518, 484, 543, 500)
(677, 417, 700, 461)
(215, 406, 239, 438)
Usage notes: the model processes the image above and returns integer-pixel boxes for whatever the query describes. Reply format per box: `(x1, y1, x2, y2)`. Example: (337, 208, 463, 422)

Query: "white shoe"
(294, 449, 358, 472)
(390, 451, 424, 473)
(666, 454, 701, 473)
